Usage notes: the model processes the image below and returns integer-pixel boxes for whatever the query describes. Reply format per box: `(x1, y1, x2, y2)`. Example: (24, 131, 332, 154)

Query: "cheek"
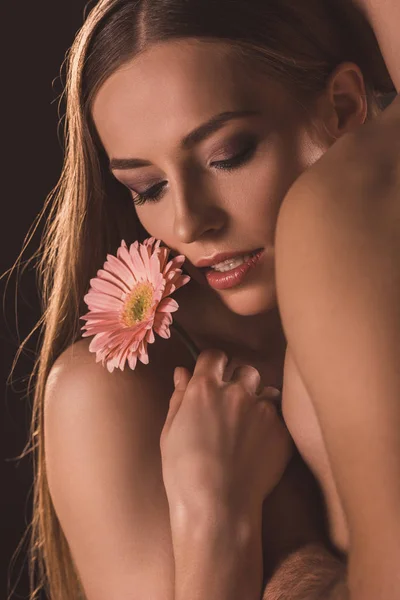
(134, 130, 323, 244)
(231, 147, 302, 229)
(232, 134, 323, 239)
(250, 131, 325, 208)
(280, 122, 329, 175)
(134, 206, 169, 240)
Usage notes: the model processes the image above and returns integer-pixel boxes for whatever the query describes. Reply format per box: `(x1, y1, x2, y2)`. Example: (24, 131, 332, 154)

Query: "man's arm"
(262, 544, 348, 600)
(353, 0, 400, 91)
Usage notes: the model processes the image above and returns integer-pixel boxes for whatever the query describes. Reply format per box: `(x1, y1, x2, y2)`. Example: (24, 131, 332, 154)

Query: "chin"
(220, 281, 277, 316)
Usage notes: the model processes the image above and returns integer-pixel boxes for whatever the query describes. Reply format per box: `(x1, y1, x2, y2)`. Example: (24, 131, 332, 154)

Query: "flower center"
(122, 282, 154, 327)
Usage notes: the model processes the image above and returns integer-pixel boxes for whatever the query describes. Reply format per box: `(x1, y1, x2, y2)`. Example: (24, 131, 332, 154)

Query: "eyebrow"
(109, 109, 259, 171)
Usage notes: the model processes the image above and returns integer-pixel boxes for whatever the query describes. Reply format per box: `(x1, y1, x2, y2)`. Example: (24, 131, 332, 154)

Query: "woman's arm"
(170, 452, 351, 600)
(169, 503, 264, 600)
(274, 131, 400, 600)
(171, 508, 350, 600)
(47, 340, 348, 600)
(352, 0, 400, 91)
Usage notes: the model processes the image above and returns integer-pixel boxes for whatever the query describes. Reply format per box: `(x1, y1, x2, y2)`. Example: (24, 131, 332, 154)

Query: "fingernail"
(174, 367, 182, 387)
(266, 386, 281, 398)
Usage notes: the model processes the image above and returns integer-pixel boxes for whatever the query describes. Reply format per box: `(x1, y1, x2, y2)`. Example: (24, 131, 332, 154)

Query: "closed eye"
(130, 143, 257, 206)
(129, 181, 168, 206)
(210, 143, 256, 171)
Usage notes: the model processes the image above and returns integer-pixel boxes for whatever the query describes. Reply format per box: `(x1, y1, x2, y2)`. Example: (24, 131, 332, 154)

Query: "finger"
(162, 367, 191, 433)
(258, 386, 283, 417)
(174, 366, 192, 391)
(230, 365, 262, 394)
(192, 349, 229, 382)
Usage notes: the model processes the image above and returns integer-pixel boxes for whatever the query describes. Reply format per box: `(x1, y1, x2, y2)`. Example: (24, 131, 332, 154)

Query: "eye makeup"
(127, 133, 259, 206)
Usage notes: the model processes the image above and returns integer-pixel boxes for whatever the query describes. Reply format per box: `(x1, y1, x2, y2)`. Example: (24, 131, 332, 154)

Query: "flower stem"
(171, 321, 200, 362)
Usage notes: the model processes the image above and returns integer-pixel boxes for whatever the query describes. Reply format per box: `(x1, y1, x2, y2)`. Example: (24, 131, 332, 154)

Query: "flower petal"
(89, 277, 126, 300)
(116, 244, 140, 277)
(163, 282, 176, 297)
(96, 268, 131, 293)
(146, 328, 155, 344)
(128, 245, 147, 280)
(173, 274, 191, 292)
(128, 352, 138, 370)
(104, 254, 136, 287)
(157, 247, 170, 271)
(80, 237, 190, 371)
(139, 243, 152, 274)
(157, 297, 179, 313)
(149, 253, 162, 285)
(84, 292, 124, 312)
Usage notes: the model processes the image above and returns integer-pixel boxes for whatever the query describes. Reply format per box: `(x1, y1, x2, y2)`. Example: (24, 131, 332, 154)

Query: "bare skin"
(44, 11, 400, 598)
(273, 1, 400, 596)
(92, 37, 368, 546)
(353, 0, 400, 90)
(275, 97, 400, 600)
(46, 338, 334, 600)
(45, 37, 358, 600)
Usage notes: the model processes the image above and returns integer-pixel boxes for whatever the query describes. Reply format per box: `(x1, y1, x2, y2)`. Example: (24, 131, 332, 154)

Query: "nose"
(172, 179, 227, 244)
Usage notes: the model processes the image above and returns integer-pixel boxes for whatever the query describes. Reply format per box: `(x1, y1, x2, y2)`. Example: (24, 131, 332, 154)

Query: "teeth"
(212, 253, 252, 272)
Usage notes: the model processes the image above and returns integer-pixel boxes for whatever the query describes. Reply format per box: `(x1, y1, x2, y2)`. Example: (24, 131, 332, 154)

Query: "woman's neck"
(173, 279, 287, 386)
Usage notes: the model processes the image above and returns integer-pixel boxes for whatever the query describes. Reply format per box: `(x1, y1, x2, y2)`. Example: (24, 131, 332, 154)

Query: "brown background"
(1, 3, 89, 597)
(1, 1, 396, 598)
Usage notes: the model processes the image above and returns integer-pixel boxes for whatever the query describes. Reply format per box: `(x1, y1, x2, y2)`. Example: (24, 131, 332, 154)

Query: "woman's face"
(92, 39, 330, 316)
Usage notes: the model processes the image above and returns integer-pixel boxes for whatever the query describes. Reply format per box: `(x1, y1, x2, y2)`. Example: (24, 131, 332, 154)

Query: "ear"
(318, 61, 368, 142)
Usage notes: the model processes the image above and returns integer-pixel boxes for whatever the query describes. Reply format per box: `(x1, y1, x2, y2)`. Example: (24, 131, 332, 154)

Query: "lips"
(203, 249, 265, 290)
(195, 248, 264, 270)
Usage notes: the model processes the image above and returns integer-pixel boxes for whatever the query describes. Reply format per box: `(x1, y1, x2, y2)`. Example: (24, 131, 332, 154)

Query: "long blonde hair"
(7, 0, 393, 598)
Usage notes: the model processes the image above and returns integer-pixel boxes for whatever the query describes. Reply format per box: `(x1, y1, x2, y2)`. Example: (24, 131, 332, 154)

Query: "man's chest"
(282, 347, 349, 553)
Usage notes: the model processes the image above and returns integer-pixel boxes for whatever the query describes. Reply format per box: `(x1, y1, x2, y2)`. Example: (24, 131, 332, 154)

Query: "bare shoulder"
(44, 334, 193, 600)
(46, 331, 195, 427)
(46, 336, 169, 425)
(275, 115, 400, 557)
(44, 338, 171, 473)
(278, 95, 400, 228)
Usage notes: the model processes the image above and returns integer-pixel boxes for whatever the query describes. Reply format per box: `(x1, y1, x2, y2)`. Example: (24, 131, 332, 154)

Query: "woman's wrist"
(170, 502, 264, 600)
(169, 497, 263, 544)
(168, 492, 262, 534)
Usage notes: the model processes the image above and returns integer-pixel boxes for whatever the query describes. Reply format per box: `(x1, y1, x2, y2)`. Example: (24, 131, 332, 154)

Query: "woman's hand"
(160, 349, 294, 523)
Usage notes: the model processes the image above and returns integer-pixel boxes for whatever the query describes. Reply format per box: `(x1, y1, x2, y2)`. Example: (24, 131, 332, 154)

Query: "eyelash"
(130, 144, 256, 206)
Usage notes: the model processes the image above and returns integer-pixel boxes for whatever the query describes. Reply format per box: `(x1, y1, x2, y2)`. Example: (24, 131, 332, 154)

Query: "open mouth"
(204, 248, 263, 273)
(202, 248, 264, 290)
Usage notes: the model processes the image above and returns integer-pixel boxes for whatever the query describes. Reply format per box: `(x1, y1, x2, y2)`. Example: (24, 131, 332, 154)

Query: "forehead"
(91, 39, 279, 159)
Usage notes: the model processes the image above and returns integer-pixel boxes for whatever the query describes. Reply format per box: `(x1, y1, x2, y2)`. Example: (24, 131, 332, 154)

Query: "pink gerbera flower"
(80, 237, 191, 373)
